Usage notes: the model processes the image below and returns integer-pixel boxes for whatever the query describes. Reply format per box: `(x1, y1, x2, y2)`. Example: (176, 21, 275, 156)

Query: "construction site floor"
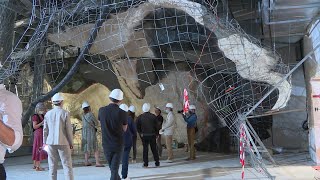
(3, 149, 319, 179)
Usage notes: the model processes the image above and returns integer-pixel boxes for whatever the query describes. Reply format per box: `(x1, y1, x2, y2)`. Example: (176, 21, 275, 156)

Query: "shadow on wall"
(195, 108, 232, 153)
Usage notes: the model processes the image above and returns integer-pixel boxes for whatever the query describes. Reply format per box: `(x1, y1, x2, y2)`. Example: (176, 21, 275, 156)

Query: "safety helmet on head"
(155, 107, 162, 113)
(52, 93, 64, 102)
(119, 104, 129, 112)
(82, 102, 90, 109)
(142, 103, 151, 112)
(189, 105, 196, 110)
(128, 105, 135, 113)
(166, 103, 173, 109)
(109, 89, 124, 101)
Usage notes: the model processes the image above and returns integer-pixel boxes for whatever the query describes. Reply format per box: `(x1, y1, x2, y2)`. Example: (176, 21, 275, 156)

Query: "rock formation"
(10, 0, 293, 151)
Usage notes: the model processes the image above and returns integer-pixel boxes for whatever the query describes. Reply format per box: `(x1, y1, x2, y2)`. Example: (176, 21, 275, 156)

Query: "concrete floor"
(3, 149, 320, 180)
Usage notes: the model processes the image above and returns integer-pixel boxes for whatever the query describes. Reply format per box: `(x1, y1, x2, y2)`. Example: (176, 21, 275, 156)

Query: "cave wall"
(18, 0, 296, 153)
(62, 71, 209, 144)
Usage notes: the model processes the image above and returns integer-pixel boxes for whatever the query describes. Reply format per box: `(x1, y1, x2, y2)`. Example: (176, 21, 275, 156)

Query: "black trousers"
(141, 135, 160, 167)
(132, 136, 137, 160)
(105, 150, 123, 180)
(0, 164, 6, 180)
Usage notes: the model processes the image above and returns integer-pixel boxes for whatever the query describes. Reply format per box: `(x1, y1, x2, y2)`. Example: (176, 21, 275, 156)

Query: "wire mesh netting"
(1, 0, 294, 179)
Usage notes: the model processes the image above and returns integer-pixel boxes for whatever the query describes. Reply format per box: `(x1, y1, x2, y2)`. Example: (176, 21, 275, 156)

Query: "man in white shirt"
(0, 84, 23, 180)
(160, 103, 176, 163)
(44, 93, 74, 180)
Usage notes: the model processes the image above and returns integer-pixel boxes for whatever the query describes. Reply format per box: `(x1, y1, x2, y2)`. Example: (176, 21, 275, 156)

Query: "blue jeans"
(121, 146, 131, 179)
(105, 150, 123, 180)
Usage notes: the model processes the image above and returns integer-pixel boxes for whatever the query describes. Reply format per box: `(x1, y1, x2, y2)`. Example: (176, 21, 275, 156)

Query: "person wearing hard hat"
(98, 89, 128, 180)
(43, 93, 74, 180)
(81, 101, 104, 167)
(0, 83, 23, 180)
(32, 102, 47, 171)
(160, 103, 177, 163)
(128, 105, 137, 163)
(182, 105, 198, 160)
(154, 107, 164, 158)
(119, 104, 136, 180)
(136, 103, 160, 168)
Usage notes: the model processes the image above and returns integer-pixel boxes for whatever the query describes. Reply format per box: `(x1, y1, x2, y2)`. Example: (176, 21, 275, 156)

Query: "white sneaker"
(165, 159, 173, 163)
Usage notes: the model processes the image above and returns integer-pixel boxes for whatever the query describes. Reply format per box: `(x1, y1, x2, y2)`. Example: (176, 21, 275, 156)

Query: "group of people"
(0, 85, 198, 180)
(96, 89, 198, 179)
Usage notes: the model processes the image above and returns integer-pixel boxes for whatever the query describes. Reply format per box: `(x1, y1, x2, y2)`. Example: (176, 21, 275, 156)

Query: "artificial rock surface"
(37, 0, 295, 151)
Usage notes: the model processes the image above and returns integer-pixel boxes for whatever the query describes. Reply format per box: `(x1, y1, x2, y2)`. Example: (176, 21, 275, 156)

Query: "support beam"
(269, 2, 320, 10)
(265, 18, 312, 25)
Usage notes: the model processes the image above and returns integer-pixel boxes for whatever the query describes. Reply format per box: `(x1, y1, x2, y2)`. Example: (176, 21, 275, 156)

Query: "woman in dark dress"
(32, 102, 47, 171)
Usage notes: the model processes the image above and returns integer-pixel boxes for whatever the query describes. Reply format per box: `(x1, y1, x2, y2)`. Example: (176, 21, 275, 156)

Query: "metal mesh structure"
(0, 0, 296, 179)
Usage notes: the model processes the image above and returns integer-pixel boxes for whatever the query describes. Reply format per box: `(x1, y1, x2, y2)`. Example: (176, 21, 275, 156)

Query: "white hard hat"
(189, 105, 196, 110)
(109, 89, 124, 101)
(166, 103, 173, 109)
(119, 104, 129, 112)
(51, 93, 64, 102)
(82, 101, 90, 109)
(128, 105, 135, 113)
(142, 103, 151, 113)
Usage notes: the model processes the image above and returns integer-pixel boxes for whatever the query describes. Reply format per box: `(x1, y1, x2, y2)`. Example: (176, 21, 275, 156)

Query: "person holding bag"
(32, 102, 48, 171)
(81, 102, 104, 167)
(43, 93, 74, 180)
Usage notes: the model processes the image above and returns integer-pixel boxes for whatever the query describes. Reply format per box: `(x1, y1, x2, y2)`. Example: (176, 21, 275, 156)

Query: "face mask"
(189, 111, 193, 114)
(38, 111, 45, 115)
(165, 109, 170, 113)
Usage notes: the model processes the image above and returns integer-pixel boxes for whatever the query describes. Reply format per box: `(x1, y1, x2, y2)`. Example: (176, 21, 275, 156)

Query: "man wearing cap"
(136, 103, 160, 168)
(44, 93, 74, 180)
(154, 107, 164, 157)
(182, 105, 197, 160)
(160, 103, 176, 163)
(98, 89, 128, 180)
(0, 83, 23, 180)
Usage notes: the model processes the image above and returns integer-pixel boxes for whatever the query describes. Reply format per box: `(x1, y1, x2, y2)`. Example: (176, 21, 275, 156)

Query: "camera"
(177, 110, 183, 114)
